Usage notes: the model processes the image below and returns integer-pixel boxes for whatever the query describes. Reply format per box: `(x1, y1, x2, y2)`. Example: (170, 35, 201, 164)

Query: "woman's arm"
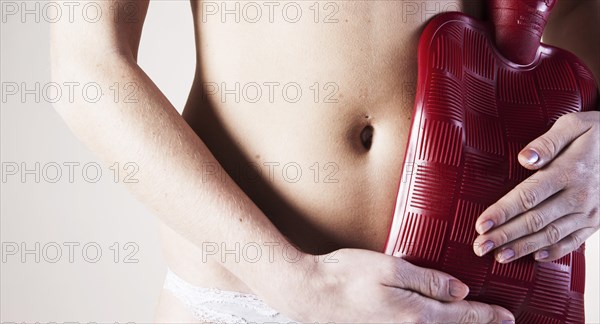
(49, 0, 304, 299)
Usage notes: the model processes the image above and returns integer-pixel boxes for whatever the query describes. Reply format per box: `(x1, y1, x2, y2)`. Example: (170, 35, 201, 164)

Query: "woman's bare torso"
(155, 1, 484, 321)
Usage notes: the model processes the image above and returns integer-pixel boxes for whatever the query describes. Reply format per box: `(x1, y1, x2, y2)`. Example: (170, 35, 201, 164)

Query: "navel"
(360, 125, 374, 150)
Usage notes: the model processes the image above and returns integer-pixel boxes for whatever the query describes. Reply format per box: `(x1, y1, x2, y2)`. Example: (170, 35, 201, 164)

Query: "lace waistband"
(163, 268, 295, 323)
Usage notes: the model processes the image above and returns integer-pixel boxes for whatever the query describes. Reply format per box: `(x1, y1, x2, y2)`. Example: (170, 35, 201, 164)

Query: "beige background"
(1, 0, 599, 322)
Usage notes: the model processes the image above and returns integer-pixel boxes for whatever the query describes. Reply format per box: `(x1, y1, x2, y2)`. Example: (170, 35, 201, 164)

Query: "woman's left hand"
(472, 111, 600, 263)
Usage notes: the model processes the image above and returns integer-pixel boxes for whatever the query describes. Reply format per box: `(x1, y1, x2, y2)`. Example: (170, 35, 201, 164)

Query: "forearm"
(50, 38, 307, 301)
(544, 0, 600, 83)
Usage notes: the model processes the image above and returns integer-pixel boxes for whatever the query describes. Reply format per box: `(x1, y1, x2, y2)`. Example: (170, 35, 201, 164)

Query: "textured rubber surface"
(384, 6, 598, 324)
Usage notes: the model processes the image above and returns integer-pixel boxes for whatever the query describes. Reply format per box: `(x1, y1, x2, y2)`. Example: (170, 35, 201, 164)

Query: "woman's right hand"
(281, 248, 515, 323)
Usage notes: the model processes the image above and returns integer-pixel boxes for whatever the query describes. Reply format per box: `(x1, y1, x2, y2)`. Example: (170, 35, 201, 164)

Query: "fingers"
(488, 212, 588, 263)
(473, 191, 574, 258)
(535, 226, 597, 262)
(421, 298, 515, 324)
(518, 113, 592, 170)
(389, 260, 516, 323)
(475, 204, 598, 263)
(388, 258, 469, 302)
(475, 168, 566, 235)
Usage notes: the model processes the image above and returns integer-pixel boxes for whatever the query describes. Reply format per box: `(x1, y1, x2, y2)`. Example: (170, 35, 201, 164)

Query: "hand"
(283, 249, 515, 323)
(473, 111, 600, 263)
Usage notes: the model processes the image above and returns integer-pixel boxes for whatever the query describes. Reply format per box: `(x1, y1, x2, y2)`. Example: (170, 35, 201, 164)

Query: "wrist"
(245, 243, 318, 317)
(251, 242, 315, 294)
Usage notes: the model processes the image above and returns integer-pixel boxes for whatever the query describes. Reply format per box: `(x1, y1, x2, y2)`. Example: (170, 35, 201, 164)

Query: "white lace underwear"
(163, 268, 295, 323)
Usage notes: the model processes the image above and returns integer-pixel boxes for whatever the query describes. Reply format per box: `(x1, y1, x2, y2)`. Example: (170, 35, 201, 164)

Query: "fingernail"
(497, 248, 515, 263)
(501, 320, 515, 324)
(449, 279, 469, 298)
(522, 149, 539, 165)
(477, 240, 495, 256)
(536, 250, 549, 260)
(477, 220, 494, 234)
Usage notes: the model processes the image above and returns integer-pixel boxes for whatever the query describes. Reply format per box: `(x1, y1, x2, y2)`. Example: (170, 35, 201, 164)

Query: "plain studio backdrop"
(1, 1, 599, 322)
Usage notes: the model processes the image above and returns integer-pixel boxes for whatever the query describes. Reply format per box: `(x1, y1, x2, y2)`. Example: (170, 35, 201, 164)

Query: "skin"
(49, 0, 596, 322)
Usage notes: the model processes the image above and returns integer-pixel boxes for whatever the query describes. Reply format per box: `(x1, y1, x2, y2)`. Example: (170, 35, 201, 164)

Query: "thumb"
(392, 258, 470, 302)
(518, 113, 589, 170)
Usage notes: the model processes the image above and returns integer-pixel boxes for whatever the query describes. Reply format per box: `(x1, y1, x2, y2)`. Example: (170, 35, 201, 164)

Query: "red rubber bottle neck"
(489, 0, 557, 65)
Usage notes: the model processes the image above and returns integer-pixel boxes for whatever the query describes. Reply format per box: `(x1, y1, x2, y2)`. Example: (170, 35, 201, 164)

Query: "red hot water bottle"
(385, 0, 598, 322)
